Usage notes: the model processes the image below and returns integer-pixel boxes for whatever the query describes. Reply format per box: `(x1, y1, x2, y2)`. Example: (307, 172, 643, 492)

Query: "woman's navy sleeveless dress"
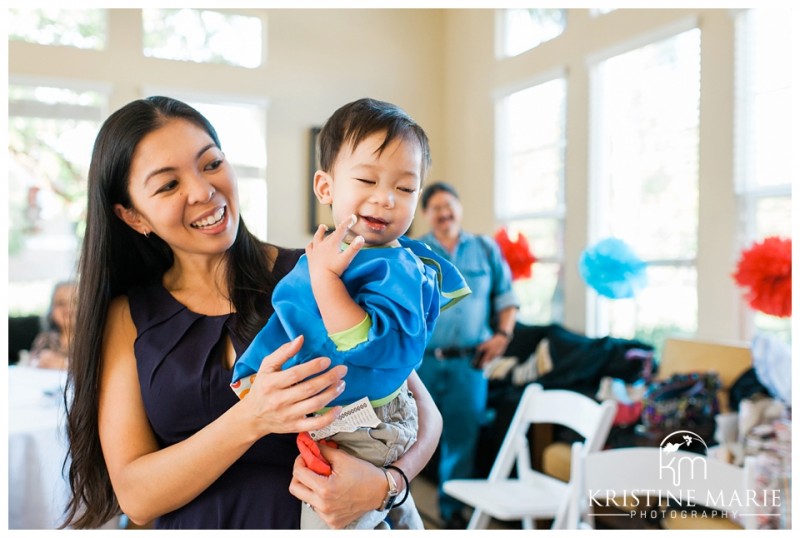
(127, 247, 303, 529)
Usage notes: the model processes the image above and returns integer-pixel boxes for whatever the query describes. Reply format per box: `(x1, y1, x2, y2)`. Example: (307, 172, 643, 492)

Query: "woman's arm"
(289, 370, 442, 528)
(98, 297, 347, 525)
(387, 370, 442, 483)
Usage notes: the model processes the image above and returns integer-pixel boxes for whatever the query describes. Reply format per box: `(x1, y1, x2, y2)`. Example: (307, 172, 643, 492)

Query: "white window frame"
(141, 8, 265, 68)
(7, 76, 112, 315)
(496, 8, 567, 60)
(585, 18, 701, 339)
(494, 70, 567, 324)
(9, 75, 111, 121)
(732, 9, 793, 341)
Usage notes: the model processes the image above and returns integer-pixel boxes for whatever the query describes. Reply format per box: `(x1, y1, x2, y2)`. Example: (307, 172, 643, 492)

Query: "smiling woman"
(113, 118, 239, 269)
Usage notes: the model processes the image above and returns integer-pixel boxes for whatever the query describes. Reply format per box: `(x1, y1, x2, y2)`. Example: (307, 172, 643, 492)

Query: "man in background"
(417, 182, 519, 529)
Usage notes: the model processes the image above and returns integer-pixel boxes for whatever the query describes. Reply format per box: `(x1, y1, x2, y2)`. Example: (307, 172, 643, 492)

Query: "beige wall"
(8, 8, 750, 341)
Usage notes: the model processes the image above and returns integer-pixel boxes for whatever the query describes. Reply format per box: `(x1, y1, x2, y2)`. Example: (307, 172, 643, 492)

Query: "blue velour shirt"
(231, 236, 470, 406)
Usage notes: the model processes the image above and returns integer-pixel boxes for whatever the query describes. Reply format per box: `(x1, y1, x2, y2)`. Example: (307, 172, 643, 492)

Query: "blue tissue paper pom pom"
(579, 238, 648, 299)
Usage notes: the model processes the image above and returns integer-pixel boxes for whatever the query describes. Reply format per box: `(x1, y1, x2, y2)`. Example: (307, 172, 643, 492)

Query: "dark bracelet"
(384, 465, 410, 508)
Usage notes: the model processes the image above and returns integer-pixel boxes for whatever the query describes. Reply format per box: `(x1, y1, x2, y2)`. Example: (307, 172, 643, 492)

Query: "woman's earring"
(143, 230, 150, 239)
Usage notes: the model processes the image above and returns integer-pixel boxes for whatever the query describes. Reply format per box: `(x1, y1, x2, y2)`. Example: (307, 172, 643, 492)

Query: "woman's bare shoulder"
(103, 295, 136, 349)
(107, 294, 131, 317)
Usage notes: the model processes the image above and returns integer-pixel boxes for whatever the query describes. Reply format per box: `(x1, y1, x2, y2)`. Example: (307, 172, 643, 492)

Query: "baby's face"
(325, 131, 422, 246)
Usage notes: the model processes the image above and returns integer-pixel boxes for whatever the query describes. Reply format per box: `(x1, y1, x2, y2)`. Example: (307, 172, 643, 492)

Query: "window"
(589, 28, 701, 350)
(192, 101, 269, 241)
(734, 9, 792, 343)
(496, 77, 567, 324)
(8, 82, 109, 315)
(7, 8, 106, 49)
(142, 9, 263, 68)
(500, 9, 566, 58)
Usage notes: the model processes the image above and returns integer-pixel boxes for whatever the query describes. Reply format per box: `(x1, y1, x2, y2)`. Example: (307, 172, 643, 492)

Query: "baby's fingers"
(307, 224, 329, 253)
(340, 235, 364, 265)
(333, 214, 357, 242)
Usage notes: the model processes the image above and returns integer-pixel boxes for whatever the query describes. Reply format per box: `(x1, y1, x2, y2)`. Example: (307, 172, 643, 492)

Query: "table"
(7, 365, 71, 529)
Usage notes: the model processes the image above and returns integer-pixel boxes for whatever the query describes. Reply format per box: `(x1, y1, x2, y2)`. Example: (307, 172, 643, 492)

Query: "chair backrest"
(566, 443, 760, 530)
(486, 384, 617, 482)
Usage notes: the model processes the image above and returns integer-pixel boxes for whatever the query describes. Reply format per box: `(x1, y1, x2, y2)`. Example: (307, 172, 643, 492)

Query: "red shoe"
(296, 432, 337, 476)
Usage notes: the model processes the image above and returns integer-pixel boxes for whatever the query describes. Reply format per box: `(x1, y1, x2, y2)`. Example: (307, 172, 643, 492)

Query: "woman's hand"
(289, 443, 386, 529)
(239, 336, 348, 438)
(288, 371, 441, 528)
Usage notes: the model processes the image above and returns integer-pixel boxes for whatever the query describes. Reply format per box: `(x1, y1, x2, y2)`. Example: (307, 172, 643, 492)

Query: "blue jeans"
(417, 354, 488, 520)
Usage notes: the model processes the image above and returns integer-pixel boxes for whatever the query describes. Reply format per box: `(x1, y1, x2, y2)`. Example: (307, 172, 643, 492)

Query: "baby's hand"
(306, 215, 364, 279)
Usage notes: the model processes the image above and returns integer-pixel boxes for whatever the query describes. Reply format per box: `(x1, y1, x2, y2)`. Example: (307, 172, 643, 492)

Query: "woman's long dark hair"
(63, 96, 277, 528)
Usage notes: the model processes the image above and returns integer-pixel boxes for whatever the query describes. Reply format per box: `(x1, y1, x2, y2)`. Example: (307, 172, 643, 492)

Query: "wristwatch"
(378, 467, 400, 512)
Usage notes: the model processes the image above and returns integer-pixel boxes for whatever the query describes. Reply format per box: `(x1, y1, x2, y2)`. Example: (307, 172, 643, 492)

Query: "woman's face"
(115, 118, 239, 261)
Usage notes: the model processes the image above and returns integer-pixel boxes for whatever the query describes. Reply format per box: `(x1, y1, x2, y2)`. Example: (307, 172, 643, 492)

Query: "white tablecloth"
(7, 365, 71, 529)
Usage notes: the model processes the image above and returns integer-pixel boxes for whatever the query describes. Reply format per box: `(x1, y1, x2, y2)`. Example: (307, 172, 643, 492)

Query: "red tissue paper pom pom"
(732, 236, 792, 318)
(495, 228, 537, 281)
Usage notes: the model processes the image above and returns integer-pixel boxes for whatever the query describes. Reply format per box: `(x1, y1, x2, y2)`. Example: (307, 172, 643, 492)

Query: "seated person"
(28, 280, 77, 370)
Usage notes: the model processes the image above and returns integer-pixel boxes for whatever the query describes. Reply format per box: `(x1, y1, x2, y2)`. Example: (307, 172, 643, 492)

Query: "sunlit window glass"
(498, 81, 566, 218)
(143, 9, 263, 68)
(592, 28, 701, 349)
(506, 223, 564, 324)
(7, 8, 106, 50)
(8, 84, 108, 315)
(502, 9, 566, 57)
(496, 78, 566, 324)
(734, 9, 792, 343)
(186, 99, 269, 240)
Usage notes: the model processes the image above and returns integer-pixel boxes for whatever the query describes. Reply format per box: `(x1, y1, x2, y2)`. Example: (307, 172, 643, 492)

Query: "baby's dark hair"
(317, 97, 431, 181)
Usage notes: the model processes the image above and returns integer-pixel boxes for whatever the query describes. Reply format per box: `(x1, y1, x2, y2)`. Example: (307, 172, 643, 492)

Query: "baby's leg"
(333, 386, 424, 529)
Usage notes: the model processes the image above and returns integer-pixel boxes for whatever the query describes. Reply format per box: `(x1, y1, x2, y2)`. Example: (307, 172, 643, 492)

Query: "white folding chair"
(565, 443, 759, 530)
(442, 383, 617, 529)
